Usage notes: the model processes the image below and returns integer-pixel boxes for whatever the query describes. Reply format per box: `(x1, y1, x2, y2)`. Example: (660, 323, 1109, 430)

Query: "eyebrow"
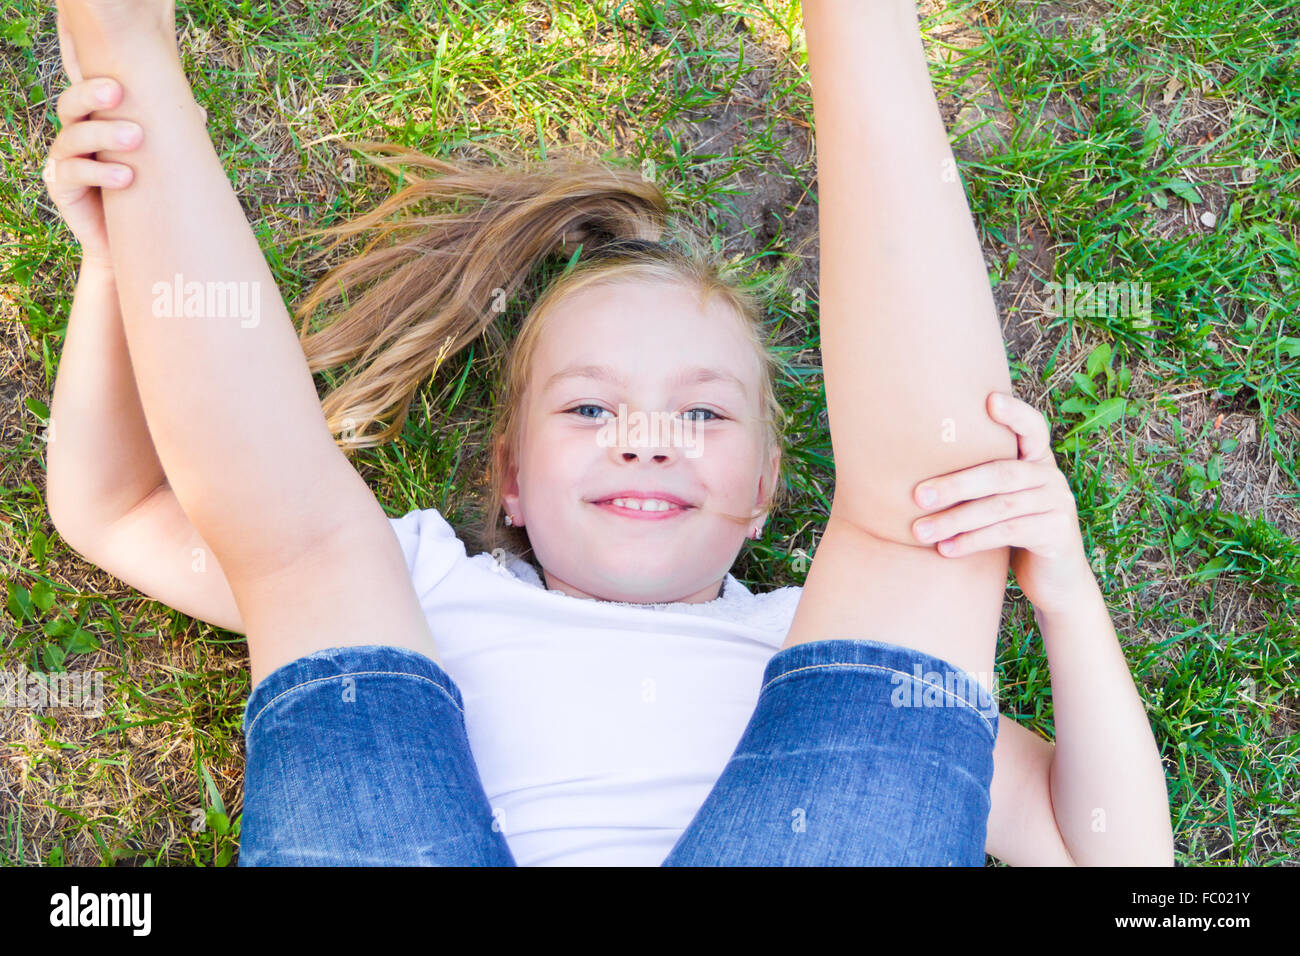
(543, 363, 749, 398)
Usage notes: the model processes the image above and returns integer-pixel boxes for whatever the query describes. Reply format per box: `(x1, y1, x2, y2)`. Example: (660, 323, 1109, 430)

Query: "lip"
(588, 490, 694, 520)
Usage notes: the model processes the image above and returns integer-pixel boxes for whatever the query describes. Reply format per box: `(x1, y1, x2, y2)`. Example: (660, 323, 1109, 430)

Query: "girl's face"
(503, 277, 778, 604)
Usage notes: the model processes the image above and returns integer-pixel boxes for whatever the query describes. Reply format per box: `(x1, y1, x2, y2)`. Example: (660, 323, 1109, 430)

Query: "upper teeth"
(609, 498, 678, 511)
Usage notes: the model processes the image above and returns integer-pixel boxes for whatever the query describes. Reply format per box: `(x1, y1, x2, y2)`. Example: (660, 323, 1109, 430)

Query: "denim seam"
(246, 669, 464, 737)
(760, 662, 997, 740)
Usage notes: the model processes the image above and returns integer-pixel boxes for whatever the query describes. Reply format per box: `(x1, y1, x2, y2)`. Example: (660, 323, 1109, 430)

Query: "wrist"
(78, 256, 117, 286)
(1032, 568, 1104, 627)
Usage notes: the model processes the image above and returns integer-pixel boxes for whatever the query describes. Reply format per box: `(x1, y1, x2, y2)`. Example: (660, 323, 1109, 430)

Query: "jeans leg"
(239, 644, 516, 866)
(661, 638, 999, 866)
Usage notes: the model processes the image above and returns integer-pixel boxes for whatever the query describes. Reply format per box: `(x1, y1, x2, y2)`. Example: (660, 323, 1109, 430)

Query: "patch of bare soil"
(659, 27, 819, 299)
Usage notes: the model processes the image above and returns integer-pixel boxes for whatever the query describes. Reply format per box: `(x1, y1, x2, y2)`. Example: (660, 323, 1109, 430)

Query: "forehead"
(533, 278, 758, 386)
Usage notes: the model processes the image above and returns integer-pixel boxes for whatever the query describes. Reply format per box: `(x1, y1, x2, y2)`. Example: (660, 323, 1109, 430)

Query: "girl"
(43, 0, 1173, 865)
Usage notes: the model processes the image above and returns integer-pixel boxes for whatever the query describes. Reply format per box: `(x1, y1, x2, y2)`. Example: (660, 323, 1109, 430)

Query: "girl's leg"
(60, 2, 445, 687)
(660, 639, 998, 866)
(240, 645, 516, 866)
(780, 2, 1019, 689)
(56, 6, 493, 863)
(57, 7, 346, 567)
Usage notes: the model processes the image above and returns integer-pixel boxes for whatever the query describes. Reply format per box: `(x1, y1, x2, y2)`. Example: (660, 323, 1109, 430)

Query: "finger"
(56, 77, 121, 128)
(988, 391, 1053, 462)
(50, 119, 143, 160)
(933, 508, 1057, 558)
(912, 484, 1053, 545)
(42, 155, 134, 194)
(913, 457, 1045, 511)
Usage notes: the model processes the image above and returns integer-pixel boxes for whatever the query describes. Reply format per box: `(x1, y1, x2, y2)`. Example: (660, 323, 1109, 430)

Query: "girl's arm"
(983, 578, 1176, 866)
(57, 5, 441, 683)
(58, 10, 366, 572)
(40, 71, 245, 639)
(802, 0, 1018, 543)
(46, 260, 167, 543)
(899, 393, 1174, 864)
(40, 71, 167, 542)
(47, 258, 247, 639)
(1037, 579, 1176, 864)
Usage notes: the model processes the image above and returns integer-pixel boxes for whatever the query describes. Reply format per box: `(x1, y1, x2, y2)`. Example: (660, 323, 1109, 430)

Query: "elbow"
(46, 491, 83, 557)
(47, 509, 100, 566)
(46, 485, 110, 566)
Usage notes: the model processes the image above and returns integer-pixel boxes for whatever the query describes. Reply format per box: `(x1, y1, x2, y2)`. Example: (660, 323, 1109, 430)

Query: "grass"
(0, 0, 1296, 866)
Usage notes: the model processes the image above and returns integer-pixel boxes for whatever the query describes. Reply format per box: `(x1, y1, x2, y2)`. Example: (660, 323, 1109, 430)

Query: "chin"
(590, 566, 683, 598)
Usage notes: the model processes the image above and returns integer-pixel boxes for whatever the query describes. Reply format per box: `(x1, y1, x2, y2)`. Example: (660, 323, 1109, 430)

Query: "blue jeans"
(239, 639, 999, 866)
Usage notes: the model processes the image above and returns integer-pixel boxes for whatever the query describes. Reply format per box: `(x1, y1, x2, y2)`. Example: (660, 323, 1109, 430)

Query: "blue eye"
(567, 405, 722, 422)
(569, 404, 612, 420)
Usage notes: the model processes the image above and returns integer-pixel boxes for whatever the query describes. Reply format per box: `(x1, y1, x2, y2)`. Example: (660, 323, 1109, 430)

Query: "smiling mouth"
(590, 498, 694, 519)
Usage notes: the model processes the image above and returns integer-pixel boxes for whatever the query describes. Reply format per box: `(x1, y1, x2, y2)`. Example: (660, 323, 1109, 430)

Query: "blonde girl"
(43, 0, 1173, 865)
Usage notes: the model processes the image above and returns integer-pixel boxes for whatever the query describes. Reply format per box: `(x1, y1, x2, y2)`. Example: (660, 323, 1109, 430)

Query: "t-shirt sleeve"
(388, 506, 470, 600)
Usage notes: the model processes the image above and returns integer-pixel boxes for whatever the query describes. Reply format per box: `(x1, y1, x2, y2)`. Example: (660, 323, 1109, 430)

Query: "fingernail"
(992, 393, 1006, 410)
(918, 486, 937, 506)
(96, 81, 114, 104)
(915, 521, 933, 541)
(115, 125, 138, 146)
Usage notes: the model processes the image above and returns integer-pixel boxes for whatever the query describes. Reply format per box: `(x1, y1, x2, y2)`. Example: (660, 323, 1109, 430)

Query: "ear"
(495, 434, 522, 510)
(753, 445, 782, 528)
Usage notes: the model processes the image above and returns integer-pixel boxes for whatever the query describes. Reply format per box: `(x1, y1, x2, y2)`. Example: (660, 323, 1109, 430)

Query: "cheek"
(699, 432, 764, 477)
(695, 461, 761, 505)
(524, 433, 591, 495)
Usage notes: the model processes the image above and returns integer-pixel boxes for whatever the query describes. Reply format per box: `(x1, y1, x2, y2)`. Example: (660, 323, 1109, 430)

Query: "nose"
(604, 407, 686, 464)
(621, 449, 672, 463)
(616, 431, 678, 463)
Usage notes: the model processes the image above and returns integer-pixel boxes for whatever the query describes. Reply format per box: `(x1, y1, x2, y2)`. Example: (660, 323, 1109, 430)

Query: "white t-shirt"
(388, 506, 803, 866)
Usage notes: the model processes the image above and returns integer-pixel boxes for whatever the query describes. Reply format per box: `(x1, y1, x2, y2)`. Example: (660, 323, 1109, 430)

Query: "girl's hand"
(910, 390, 1096, 617)
(42, 9, 142, 267)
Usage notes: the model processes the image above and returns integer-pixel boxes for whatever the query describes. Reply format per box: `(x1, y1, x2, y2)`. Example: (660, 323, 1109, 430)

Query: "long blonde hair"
(294, 141, 791, 564)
